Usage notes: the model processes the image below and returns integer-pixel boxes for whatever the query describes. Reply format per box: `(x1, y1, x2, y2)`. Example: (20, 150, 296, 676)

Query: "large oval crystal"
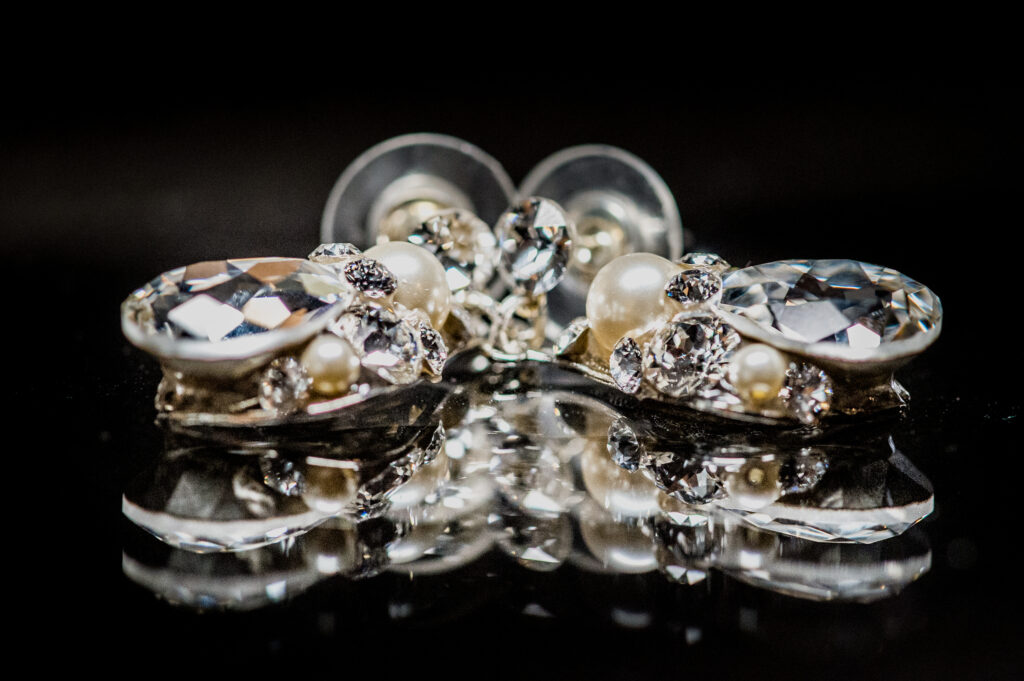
(122, 258, 352, 364)
(495, 197, 575, 295)
(719, 259, 941, 362)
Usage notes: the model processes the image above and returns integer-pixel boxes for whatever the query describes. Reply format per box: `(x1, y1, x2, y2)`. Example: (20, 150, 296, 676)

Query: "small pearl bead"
(580, 439, 662, 518)
(586, 253, 680, 352)
(723, 458, 783, 510)
(728, 343, 788, 405)
(364, 241, 452, 328)
(301, 465, 359, 515)
(301, 335, 361, 396)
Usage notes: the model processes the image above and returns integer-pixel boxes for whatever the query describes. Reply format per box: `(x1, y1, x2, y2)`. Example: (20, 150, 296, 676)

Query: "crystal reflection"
(123, 362, 933, 614)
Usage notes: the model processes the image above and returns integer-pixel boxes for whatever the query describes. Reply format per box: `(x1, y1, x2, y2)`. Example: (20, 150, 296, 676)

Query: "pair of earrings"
(121, 134, 942, 429)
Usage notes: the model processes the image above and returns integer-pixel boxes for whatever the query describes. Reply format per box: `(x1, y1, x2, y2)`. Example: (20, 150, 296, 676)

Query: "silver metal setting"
(547, 253, 942, 426)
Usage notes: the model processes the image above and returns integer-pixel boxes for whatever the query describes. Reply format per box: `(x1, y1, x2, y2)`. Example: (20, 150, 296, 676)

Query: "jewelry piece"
(123, 363, 934, 608)
(519, 145, 683, 330)
(552, 253, 942, 426)
(122, 244, 475, 428)
(321, 132, 515, 250)
(317, 133, 574, 361)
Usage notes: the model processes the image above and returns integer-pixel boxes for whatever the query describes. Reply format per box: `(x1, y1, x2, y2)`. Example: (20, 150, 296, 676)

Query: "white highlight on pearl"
(301, 334, 361, 396)
(728, 343, 788, 405)
(364, 241, 452, 328)
(585, 253, 681, 352)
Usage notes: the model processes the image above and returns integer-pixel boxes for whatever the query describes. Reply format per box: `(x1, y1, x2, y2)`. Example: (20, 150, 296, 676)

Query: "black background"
(4, 55, 1020, 678)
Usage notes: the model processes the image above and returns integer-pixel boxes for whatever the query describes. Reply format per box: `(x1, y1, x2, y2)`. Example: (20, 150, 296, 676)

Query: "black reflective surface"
(10, 73, 1020, 678)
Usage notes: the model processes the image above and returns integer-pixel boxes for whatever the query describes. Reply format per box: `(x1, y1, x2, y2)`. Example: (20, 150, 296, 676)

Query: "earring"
(518, 144, 683, 331)
(469, 144, 684, 361)
(121, 134, 516, 428)
(552, 253, 942, 426)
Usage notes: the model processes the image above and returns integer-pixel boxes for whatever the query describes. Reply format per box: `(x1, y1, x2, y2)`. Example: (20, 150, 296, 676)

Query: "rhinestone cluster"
(124, 241, 462, 420)
(594, 253, 851, 425)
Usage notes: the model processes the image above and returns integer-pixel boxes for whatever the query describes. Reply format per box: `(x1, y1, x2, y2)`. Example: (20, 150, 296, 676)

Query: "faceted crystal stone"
(418, 322, 448, 375)
(645, 452, 724, 506)
(122, 449, 323, 552)
(607, 418, 648, 471)
(780, 450, 829, 494)
(643, 315, 740, 397)
(655, 514, 716, 584)
(714, 527, 932, 601)
(354, 452, 420, 519)
(408, 210, 497, 293)
(491, 506, 573, 571)
(678, 252, 730, 270)
(122, 543, 317, 610)
(553, 317, 589, 357)
(343, 258, 398, 298)
(715, 446, 934, 544)
(332, 304, 422, 384)
(258, 357, 312, 414)
(495, 197, 575, 295)
(781, 363, 834, 425)
(308, 242, 362, 264)
(123, 258, 351, 358)
(422, 423, 446, 465)
(260, 457, 305, 497)
(665, 269, 722, 306)
(489, 294, 548, 357)
(720, 259, 942, 356)
(609, 337, 644, 393)
(490, 436, 581, 517)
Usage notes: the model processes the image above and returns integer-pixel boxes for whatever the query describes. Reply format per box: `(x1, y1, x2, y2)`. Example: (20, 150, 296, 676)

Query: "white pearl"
(586, 253, 680, 352)
(728, 343, 788, 405)
(301, 465, 359, 515)
(580, 439, 661, 518)
(300, 334, 361, 396)
(722, 458, 783, 510)
(364, 241, 451, 328)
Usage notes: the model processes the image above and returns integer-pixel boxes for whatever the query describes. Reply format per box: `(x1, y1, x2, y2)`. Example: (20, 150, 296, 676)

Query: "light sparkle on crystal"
(495, 197, 574, 295)
(123, 258, 350, 357)
(408, 210, 497, 293)
(665, 269, 722, 306)
(258, 357, 311, 413)
(643, 314, 740, 398)
(332, 304, 422, 384)
(344, 258, 398, 298)
(610, 337, 644, 394)
(720, 259, 941, 358)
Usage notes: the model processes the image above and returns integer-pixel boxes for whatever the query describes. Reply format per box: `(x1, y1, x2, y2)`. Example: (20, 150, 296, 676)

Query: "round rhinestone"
(645, 452, 724, 506)
(665, 269, 722, 306)
(332, 304, 422, 384)
(418, 322, 449, 375)
(308, 242, 362, 264)
(495, 197, 575, 295)
(408, 210, 497, 293)
(780, 362, 834, 425)
(780, 450, 829, 494)
(258, 357, 311, 414)
(609, 337, 644, 394)
(553, 317, 589, 357)
(607, 418, 648, 471)
(260, 456, 306, 497)
(343, 258, 398, 298)
(678, 252, 730, 270)
(643, 315, 740, 398)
